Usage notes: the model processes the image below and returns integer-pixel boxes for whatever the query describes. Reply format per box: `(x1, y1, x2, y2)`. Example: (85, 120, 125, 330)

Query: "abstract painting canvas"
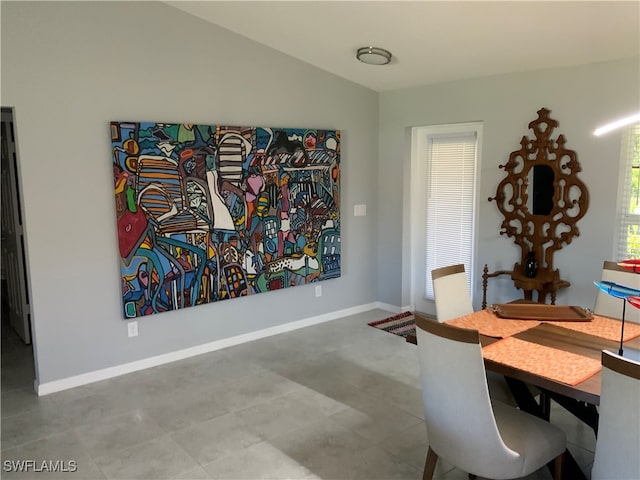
(111, 122, 340, 318)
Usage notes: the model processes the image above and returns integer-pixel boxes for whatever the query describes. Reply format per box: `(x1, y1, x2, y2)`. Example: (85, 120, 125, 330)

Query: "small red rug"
(368, 311, 416, 338)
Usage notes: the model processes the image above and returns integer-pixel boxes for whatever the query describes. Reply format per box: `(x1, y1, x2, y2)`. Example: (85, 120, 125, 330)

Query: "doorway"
(1, 107, 35, 391)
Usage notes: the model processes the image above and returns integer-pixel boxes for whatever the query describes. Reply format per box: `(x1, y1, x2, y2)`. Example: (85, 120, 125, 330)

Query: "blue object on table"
(593, 281, 640, 299)
(593, 281, 640, 355)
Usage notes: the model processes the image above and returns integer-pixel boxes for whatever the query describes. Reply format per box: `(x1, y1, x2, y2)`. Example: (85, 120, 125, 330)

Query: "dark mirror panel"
(532, 164, 554, 216)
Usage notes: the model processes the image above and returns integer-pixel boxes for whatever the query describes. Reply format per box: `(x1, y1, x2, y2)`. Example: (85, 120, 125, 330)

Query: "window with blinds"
(617, 124, 640, 259)
(424, 130, 479, 299)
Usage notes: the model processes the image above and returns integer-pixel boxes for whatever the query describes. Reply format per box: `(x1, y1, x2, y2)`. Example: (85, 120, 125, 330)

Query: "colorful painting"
(111, 122, 340, 319)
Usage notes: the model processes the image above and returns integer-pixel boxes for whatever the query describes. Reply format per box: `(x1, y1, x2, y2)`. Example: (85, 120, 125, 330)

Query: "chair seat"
(493, 401, 566, 478)
(442, 400, 566, 479)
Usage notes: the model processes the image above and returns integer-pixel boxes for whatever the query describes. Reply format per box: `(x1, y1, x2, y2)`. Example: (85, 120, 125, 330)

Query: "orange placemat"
(446, 309, 540, 338)
(547, 314, 640, 343)
(482, 337, 602, 386)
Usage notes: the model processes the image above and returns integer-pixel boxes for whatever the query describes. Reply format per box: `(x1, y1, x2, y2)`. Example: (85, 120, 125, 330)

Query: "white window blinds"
(424, 132, 477, 299)
(617, 124, 640, 260)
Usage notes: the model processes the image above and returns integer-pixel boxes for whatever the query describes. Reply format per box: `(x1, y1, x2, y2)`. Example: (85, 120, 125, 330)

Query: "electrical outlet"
(128, 321, 138, 338)
(315, 285, 322, 297)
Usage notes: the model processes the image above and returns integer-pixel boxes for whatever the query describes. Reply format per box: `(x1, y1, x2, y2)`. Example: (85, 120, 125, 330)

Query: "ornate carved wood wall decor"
(482, 108, 589, 307)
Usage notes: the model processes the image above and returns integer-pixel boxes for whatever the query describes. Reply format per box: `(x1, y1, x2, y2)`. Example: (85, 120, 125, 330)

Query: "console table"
(482, 265, 570, 308)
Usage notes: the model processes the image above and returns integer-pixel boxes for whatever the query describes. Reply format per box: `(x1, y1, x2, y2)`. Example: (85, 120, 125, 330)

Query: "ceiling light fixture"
(593, 112, 640, 136)
(356, 46, 392, 66)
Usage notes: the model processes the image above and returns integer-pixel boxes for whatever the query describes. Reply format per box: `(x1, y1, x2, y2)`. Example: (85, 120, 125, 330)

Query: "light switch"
(354, 204, 367, 217)
(128, 321, 138, 338)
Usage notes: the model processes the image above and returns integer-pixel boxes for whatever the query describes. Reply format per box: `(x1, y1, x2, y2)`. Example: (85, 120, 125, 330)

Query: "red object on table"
(628, 296, 640, 310)
(618, 258, 640, 273)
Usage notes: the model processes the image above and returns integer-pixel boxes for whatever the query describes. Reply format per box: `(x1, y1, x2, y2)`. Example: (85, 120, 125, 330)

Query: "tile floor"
(1, 309, 596, 479)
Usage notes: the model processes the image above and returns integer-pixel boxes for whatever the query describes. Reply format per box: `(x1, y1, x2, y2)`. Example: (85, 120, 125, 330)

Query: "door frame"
(409, 122, 482, 316)
(1, 106, 37, 386)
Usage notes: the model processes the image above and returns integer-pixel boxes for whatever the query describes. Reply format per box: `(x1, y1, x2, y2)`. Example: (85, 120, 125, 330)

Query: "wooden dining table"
(406, 308, 640, 406)
(484, 322, 639, 405)
(405, 306, 640, 480)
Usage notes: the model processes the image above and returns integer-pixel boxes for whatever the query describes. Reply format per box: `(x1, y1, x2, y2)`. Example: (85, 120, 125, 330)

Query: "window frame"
(411, 122, 482, 304)
(615, 123, 640, 260)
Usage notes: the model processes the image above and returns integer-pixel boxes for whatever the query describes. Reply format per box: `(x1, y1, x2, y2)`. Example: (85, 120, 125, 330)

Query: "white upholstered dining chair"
(431, 264, 516, 405)
(591, 350, 640, 480)
(431, 264, 474, 321)
(414, 313, 566, 480)
(593, 261, 640, 323)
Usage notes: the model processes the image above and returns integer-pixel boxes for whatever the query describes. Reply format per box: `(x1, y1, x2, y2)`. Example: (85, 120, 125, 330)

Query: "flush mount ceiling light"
(356, 46, 392, 65)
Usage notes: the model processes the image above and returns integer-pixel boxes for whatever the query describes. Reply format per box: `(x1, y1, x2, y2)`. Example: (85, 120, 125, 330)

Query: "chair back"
(593, 261, 640, 323)
(431, 264, 474, 322)
(414, 314, 519, 474)
(591, 350, 640, 480)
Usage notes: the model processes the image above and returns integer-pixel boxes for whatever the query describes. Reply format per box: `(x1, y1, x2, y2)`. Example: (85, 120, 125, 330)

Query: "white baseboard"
(374, 302, 412, 314)
(35, 302, 379, 396)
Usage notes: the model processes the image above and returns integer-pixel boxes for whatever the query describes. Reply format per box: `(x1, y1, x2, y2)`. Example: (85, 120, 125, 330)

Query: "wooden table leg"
(545, 391, 599, 436)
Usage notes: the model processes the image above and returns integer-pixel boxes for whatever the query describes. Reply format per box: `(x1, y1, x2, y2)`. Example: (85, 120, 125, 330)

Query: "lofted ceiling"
(167, 1, 640, 92)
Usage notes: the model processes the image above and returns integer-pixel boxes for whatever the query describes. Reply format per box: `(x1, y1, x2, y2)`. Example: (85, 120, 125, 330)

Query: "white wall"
(1, 1, 379, 387)
(4, 0, 638, 391)
(378, 57, 640, 311)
